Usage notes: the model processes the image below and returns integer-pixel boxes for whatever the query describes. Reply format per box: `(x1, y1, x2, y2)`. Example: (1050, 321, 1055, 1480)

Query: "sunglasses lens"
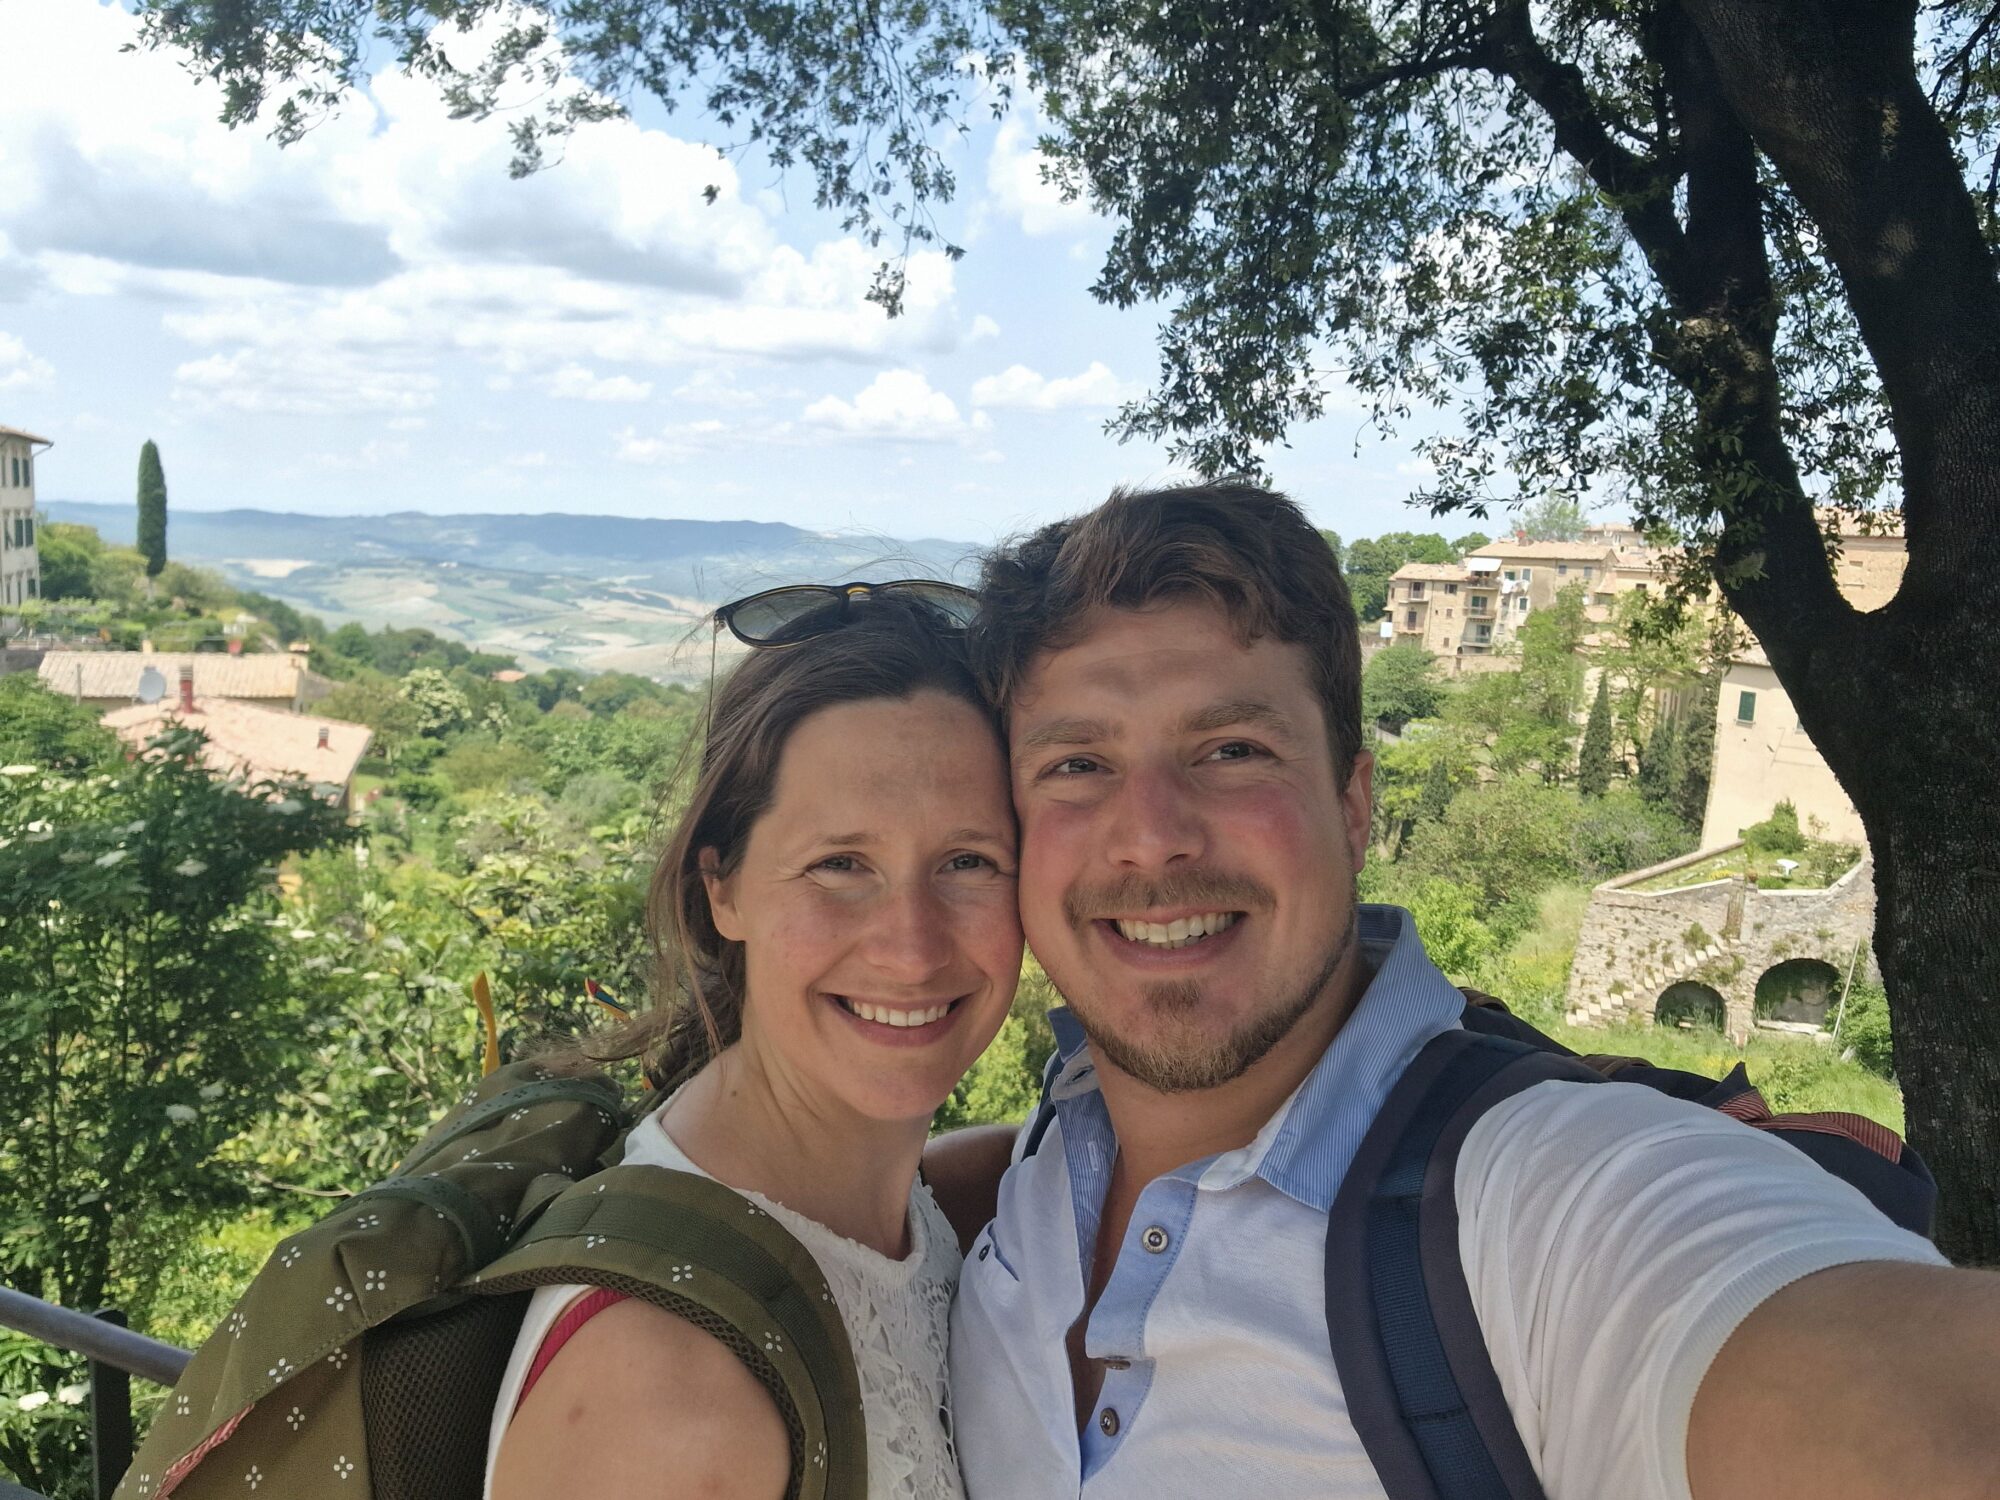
(882, 581, 980, 629)
(724, 588, 843, 645)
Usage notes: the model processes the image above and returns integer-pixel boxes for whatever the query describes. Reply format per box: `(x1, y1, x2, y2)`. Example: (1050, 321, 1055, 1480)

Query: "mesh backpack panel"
(359, 1292, 530, 1500)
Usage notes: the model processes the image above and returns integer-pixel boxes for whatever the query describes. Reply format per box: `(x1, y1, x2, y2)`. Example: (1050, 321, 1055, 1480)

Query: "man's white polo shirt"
(949, 904, 1941, 1500)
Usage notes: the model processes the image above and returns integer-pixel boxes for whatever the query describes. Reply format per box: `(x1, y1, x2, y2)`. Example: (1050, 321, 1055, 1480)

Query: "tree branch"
(1679, 0, 2000, 592)
(1480, 0, 1691, 298)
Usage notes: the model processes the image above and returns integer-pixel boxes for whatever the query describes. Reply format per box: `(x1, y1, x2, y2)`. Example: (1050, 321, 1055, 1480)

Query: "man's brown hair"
(972, 478, 1362, 783)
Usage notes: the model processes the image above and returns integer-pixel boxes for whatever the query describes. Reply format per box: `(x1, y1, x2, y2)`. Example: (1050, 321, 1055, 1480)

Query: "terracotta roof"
(37, 651, 317, 701)
(491, 669, 527, 683)
(0, 425, 52, 446)
(101, 698, 372, 794)
(1466, 540, 1621, 562)
(1389, 562, 1471, 582)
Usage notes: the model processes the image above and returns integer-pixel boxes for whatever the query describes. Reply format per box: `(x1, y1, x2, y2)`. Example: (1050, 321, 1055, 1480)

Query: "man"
(946, 479, 1999, 1498)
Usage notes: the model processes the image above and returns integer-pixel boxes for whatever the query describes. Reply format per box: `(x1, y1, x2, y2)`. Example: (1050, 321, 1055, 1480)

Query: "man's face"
(1009, 599, 1373, 1093)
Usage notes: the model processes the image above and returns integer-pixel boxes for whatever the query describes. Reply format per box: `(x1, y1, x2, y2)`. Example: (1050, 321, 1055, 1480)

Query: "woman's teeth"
(840, 998, 955, 1028)
(1113, 911, 1240, 949)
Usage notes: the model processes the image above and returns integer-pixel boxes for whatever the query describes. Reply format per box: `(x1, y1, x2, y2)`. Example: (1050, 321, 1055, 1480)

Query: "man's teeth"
(843, 999, 955, 1028)
(1113, 912, 1240, 949)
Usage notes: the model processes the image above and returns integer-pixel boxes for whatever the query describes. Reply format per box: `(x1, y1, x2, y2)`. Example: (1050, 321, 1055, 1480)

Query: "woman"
(486, 583, 1022, 1500)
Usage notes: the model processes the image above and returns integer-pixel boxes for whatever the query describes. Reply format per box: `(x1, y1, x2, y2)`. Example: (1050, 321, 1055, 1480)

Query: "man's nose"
(860, 880, 955, 983)
(1102, 762, 1206, 872)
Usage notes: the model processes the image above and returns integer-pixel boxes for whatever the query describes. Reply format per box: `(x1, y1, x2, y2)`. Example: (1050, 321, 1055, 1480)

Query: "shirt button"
(1140, 1225, 1170, 1253)
(1098, 1407, 1120, 1437)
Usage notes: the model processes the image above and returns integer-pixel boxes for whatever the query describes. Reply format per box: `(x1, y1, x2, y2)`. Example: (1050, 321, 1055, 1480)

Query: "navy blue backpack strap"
(1326, 1028, 1602, 1500)
(1019, 1046, 1064, 1160)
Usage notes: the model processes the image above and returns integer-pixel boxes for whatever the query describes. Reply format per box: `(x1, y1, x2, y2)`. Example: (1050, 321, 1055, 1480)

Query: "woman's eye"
(945, 852, 998, 873)
(813, 854, 860, 873)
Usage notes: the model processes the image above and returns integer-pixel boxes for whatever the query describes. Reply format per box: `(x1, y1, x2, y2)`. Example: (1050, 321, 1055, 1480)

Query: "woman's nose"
(860, 880, 955, 983)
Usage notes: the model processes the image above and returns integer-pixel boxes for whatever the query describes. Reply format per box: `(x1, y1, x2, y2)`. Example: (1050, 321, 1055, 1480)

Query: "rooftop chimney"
(178, 664, 195, 715)
(317, 725, 331, 750)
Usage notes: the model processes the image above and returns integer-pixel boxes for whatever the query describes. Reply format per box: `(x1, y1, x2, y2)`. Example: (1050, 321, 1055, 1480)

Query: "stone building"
(0, 423, 49, 612)
(1565, 843, 1876, 1041)
(36, 649, 332, 714)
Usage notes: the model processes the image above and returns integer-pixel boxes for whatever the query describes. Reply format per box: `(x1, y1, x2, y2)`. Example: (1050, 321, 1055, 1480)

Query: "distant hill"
(43, 502, 980, 681)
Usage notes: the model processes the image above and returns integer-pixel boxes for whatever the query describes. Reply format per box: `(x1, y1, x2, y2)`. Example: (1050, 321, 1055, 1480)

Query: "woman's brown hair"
(582, 593, 991, 1088)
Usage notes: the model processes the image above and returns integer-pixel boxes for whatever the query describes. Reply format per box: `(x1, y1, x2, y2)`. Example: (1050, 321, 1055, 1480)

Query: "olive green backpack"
(119, 1061, 867, 1500)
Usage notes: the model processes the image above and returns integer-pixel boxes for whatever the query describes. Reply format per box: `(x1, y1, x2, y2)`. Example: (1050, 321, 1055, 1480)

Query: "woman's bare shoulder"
(492, 1296, 790, 1500)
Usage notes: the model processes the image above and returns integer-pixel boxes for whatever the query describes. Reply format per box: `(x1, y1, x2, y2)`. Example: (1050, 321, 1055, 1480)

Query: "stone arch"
(1655, 980, 1727, 1031)
(1754, 957, 1843, 1028)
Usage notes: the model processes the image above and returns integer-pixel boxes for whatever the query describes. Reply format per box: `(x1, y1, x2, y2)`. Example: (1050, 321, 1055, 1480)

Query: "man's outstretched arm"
(1689, 1259, 2000, 1499)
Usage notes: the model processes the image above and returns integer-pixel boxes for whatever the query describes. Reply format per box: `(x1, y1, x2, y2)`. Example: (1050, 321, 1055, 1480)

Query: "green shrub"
(934, 962, 1061, 1130)
(1573, 788, 1695, 880)
(1404, 878, 1498, 980)
(1836, 973, 1896, 1079)
(435, 734, 546, 794)
(1741, 799, 1806, 855)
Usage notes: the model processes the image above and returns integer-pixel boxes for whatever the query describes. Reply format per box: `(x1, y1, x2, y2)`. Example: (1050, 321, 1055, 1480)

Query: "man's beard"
(1057, 872, 1360, 1095)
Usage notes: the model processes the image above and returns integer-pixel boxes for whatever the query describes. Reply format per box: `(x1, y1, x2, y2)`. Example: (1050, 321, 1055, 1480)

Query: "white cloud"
(546, 364, 654, 403)
(616, 418, 733, 466)
(986, 115, 1099, 238)
(309, 439, 411, 471)
(0, 332, 52, 391)
(506, 451, 550, 468)
(0, 3, 980, 421)
(970, 313, 1001, 341)
(173, 347, 437, 416)
(803, 370, 982, 443)
(971, 361, 1128, 411)
(670, 371, 765, 409)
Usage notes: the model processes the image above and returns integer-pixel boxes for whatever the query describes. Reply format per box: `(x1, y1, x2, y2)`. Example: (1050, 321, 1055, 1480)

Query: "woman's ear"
(699, 848, 744, 942)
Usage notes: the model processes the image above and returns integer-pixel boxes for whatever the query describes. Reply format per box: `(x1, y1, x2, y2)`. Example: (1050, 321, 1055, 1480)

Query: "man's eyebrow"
(1012, 717, 1117, 758)
(1182, 699, 1300, 738)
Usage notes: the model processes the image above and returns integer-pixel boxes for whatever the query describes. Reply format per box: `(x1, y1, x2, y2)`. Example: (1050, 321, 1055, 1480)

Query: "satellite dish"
(136, 666, 167, 704)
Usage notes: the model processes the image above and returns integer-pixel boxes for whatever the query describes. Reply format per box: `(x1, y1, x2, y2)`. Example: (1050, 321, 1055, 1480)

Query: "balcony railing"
(0, 1286, 191, 1500)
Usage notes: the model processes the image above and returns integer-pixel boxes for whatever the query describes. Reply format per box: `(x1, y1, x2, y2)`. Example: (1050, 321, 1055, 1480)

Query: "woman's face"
(705, 690, 1023, 1126)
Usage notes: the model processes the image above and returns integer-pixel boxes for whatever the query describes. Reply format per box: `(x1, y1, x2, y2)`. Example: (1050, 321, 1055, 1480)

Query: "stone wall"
(1565, 842, 1875, 1040)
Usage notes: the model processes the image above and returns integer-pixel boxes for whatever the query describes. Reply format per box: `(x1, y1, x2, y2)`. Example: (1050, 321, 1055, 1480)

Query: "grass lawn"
(1543, 1020, 1904, 1133)
(1626, 839, 1861, 893)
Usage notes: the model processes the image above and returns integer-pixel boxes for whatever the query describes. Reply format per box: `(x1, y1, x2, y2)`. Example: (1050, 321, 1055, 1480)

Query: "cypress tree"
(1678, 672, 1721, 831)
(1417, 754, 1455, 826)
(136, 440, 168, 578)
(1639, 710, 1684, 809)
(1578, 673, 1614, 797)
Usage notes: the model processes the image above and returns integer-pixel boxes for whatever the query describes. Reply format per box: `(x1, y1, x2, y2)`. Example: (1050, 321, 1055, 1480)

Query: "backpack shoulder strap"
(1020, 1046, 1065, 1160)
(1326, 1028, 1600, 1500)
(471, 1165, 866, 1500)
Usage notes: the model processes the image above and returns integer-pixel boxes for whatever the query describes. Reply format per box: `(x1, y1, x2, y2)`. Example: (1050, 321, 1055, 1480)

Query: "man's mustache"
(1062, 871, 1275, 929)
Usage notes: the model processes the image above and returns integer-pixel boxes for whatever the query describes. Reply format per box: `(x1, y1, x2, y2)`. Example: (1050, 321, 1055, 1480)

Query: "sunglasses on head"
(712, 579, 980, 648)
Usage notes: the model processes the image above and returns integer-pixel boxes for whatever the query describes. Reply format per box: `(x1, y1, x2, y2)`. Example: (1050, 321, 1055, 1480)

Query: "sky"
(0, 2, 1456, 546)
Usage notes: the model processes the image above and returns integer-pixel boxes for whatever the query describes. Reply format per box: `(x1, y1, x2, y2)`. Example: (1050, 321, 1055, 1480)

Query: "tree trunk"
(1672, 0, 2000, 1262)
(1868, 754, 2000, 1264)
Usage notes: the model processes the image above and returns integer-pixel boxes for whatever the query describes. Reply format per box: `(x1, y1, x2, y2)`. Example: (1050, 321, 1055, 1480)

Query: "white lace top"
(482, 1106, 966, 1500)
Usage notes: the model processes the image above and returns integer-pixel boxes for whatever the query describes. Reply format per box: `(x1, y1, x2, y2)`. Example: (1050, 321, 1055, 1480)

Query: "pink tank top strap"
(514, 1287, 631, 1414)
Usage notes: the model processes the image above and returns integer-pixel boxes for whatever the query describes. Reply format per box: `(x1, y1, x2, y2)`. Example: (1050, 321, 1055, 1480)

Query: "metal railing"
(0, 1287, 191, 1500)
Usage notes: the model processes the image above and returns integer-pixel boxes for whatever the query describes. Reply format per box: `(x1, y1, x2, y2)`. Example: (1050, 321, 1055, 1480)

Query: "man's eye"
(1208, 742, 1261, 762)
(1048, 756, 1101, 777)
